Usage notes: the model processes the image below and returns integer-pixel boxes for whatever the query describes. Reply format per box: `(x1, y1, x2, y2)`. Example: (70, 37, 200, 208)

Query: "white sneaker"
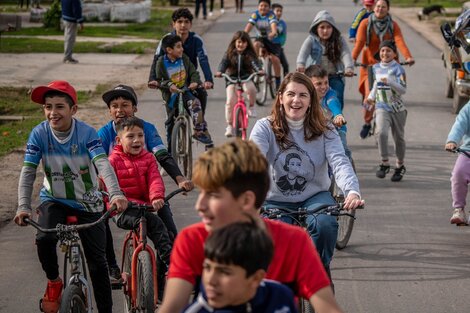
(225, 125, 233, 137)
(209, 11, 213, 16)
(220, 8, 225, 14)
(248, 107, 257, 118)
(450, 208, 467, 225)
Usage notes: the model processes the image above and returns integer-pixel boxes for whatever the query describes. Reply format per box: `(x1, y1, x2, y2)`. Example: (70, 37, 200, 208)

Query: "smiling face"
(108, 97, 137, 123)
(279, 81, 311, 121)
(258, 1, 270, 16)
(310, 75, 329, 100)
(202, 259, 261, 308)
(166, 41, 184, 60)
(43, 96, 77, 132)
(374, 0, 389, 19)
(235, 38, 248, 53)
(316, 21, 333, 41)
(116, 125, 145, 156)
(380, 46, 396, 63)
(273, 7, 282, 20)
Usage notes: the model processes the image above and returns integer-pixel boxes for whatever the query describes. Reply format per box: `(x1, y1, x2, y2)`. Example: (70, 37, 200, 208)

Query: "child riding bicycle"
(153, 34, 213, 148)
(14, 80, 128, 313)
(215, 30, 263, 137)
(108, 116, 173, 300)
(272, 3, 289, 75)
(348, 0, 375, 43)
(244, 0, 282, 90)
(183, 220, 297, 312)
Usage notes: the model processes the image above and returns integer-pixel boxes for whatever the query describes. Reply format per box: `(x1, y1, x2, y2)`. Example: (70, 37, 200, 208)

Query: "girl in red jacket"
(108, 116, 172, 301)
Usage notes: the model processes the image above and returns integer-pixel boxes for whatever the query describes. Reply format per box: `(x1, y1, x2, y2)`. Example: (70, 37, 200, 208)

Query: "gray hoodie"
(296, 10, 353, 72)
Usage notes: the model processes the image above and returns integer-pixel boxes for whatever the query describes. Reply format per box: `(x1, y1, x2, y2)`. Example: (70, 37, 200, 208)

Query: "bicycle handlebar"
(128, 188, 188, 210)
(24, 205, 117, 233)
(448, 147, 470, 158)
(219, 72, 258, 84)
(260, 203, 364, 220)
(354, 61, 411, 67)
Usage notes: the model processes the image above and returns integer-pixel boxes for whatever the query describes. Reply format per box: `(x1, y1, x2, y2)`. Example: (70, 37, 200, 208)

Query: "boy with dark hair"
(14, 80, 128, 313)
(98, 84, 192, 279)
(159, 139, 343, 313)
(183, 220, 297, 312)
(109, 116, 173, 300)
(271, 3, 289, 75)
(154, 34, 213, 146)
(149, 8, 213, 114)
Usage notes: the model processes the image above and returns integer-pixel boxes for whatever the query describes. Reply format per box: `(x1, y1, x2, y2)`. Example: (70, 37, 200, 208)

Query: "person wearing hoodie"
(296, 10, 354, 111)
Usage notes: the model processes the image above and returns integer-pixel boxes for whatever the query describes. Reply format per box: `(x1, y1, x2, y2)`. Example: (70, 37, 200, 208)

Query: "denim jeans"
(263, 191, 338, 267)
(329, 76, 345, 110)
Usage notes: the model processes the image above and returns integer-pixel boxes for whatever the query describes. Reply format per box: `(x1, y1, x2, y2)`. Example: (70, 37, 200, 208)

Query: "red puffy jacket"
(109, 145, 165, 204)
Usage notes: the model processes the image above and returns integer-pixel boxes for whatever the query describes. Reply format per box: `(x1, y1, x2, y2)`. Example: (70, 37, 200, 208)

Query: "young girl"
(364, 40, 407, 182)
(216, 31, 262, 137)
(296, 10, 354, 110)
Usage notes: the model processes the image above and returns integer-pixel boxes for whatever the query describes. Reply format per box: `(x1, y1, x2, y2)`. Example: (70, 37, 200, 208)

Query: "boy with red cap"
(349, 0, 375, 43)
(14, 80, 128, 313)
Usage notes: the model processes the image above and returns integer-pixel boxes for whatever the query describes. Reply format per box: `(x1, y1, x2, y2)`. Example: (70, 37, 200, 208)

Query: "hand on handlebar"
(189, 82, 199, 90)
(148, 80, 160, 89)
(151, 199, 165, 211)
(176, 175, 194, 191)
(405, 57, 415, 66)
(344, 69, 355, 77)
(204, 81, 213, 90)
(445, 142, 458, 152)
(296, 66, 306, 73)
(333, 114, 346, 127)
(215, 72, 223, 78)
(257, 70, 265, 76)
(363, 98, 375, 111)
(14, 211, 31, 226)
(343, 194, 365, 211)
(110, 196, 128, 213)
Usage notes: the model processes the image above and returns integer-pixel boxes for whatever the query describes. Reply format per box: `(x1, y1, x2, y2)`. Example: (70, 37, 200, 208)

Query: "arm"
(310, 287, 344, 313)
(148, 54, 159, 85)
(269, 16, 278, 40)
(159, 278, 194, 313)
(447, 104, 470, 145)
(249, 119, 271, 155)
(147, 156, 165, 202)
(351, 18, 368, 61)
(245, 22, 254, 34)
(15, 166, 37, 226)
(195, 35, 214, 83)
(387, 72, 406, 95)
(185, 54, 202, 86)
(296, 36, 313, 71)
(217, 53, 230, 73)
(349, 9, 366, 39)
(340, 37, 354, 72)
(94, 157, 127, 212)
(392, 22, 413, 63)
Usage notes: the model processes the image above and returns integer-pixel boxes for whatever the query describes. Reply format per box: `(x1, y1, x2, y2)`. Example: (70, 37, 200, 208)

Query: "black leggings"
(209, 0, 224, 11)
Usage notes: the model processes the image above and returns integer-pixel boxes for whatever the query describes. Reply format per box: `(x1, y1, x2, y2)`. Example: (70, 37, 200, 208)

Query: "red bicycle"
(220, 72, 258, 139)
(115, 188, 186, 313)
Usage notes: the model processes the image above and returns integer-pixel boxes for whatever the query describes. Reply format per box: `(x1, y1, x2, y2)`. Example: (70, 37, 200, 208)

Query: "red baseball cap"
(363, 0, 375, 5)
(31, 80, 78, 105)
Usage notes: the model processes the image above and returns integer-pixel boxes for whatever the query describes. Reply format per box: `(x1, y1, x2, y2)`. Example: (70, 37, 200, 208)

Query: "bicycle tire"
(63, 246, 87, 289)
(122, 239, 133, 312)
(59, 284, 87, 313)
(171, 119, 193, 179)
(255, 60, 267, 106)
(234, 106, 244, 139)
(267, 59, 276, 99)
(299, 298, 315, 313)
(136, 251, 155, 313)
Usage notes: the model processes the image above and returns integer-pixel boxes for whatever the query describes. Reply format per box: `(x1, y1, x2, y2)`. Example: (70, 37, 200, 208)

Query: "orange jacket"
(352, 18, 412, 97)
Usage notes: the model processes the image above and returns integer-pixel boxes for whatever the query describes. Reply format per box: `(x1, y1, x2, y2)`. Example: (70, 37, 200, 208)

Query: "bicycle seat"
(66, 216, 78, 225)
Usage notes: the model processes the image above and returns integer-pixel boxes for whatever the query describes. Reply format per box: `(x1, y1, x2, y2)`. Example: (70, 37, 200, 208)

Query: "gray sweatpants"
(375, 109, 407, 162)
(64, 20, 77, 61)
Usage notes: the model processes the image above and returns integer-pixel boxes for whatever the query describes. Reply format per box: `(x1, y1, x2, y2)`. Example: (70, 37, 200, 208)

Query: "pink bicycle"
(220, 72, 258, 139)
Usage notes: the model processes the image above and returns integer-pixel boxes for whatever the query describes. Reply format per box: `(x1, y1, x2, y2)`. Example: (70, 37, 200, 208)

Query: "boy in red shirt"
(159, 139, 343, 313)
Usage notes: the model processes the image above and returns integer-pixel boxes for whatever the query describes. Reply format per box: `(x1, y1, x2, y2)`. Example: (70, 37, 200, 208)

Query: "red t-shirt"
(169, 219, 331, 299)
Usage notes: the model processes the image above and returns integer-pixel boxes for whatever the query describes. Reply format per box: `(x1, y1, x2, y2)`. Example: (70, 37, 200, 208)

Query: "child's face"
(109, 97, 137, 123)
(235, 39, 248, 53)
(258, 1, 270, 16)
(167, 41, 184, 59)
(317, 22, 333, 41)
(173, 17, 192, 37)
(310, 76, 329, 100)
(202, 258, 263, 308)
(116, 126, 145, 156)
(380, 46, 396, 63)
(273, 7, 282, 19)
(196, 186, 253, 232)
(43, 96, 77, 132)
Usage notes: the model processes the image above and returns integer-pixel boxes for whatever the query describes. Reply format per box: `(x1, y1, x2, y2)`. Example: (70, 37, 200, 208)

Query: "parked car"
(442, 42, 470, 114)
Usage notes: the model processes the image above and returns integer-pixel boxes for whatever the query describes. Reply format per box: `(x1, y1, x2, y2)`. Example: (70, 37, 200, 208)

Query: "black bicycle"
(25, 207, 115, 313)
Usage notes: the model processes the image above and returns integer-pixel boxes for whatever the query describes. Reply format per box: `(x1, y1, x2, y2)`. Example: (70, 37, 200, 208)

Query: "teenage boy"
(272, 3, 289, 75)
(154, 34, 212, 146)
(159, 139, 343, 313)
(14, 80, 128, 313)
(244, 0, 282, 89)
(149, 8, 213, 114)
(183, 220, 297, 312)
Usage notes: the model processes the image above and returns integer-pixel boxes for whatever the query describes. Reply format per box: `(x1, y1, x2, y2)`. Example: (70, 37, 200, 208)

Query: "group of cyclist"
(12, 0, 440, 312)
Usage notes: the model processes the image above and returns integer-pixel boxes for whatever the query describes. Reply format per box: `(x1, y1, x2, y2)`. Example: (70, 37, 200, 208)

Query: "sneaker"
(40, 279, 63, 313)
(225, 125, 233, 137)
(109, 265, 121, 281)
(359, 123, 371, 139)
(208, 11, 213, 16)
(220, 8, 225, 14)
(390, 165, 406, 182)
(193, 131, 213, 145)
(248, 107, 257, 118)
(450, 208, 467, 225)
(63, 58, 79, 64)
(376, 164, 390, 178)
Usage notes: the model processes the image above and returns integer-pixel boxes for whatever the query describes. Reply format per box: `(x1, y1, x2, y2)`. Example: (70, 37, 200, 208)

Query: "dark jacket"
(61, 0, 83, 23)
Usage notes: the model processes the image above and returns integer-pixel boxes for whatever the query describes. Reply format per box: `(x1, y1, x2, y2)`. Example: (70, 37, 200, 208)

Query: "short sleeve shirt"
(248, 10, 278, 37)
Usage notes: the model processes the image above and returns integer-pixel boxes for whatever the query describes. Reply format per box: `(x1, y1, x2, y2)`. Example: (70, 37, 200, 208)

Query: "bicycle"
(251, 34, 277, 106)
(25, 207, 115, 313)
(116, 188, 187, 313)
(260, 203, 360, 313)
(219, 72, 258, 139)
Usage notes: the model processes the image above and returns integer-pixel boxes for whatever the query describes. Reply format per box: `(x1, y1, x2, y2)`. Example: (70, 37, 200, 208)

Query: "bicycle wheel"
(63, 246, 87, 287)
(298, 298, 315, 313)
(136, 251, 155, 313)
(122, 239, 133, 312)
(171, 119, 192, 179)
(255, 60, 267, 106)
(267, 59, 276, 99)
(59, 284, 86, 313)
(234, 106, 244, 139)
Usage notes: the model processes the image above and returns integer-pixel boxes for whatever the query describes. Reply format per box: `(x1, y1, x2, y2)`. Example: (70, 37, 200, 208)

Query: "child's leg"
(451, 154, 470, 209)
(164, 102, 175, 152)
(144, 212, 173, 263)
(243, 81, 257, 107)
(280, 48, 289, 75)
(390, 110, 407, 165)
(375, 109, 392, 163)
(225, 84, 237, 124)
(104, 218, 120, 274)
(157, 203, 178, 242)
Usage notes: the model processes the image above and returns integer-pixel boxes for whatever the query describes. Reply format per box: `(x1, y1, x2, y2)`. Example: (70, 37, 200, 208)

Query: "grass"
(392, 0, 467, 8)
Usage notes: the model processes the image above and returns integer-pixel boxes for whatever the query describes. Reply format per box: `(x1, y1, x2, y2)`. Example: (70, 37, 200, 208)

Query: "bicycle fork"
(66, 244, 93, 313)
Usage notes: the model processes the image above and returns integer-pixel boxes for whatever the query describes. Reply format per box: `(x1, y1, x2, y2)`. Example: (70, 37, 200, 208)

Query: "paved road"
(1, 0, 470, 312)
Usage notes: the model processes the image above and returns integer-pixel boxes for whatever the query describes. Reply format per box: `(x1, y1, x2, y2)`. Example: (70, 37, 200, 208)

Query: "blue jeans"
(263, 191, 338, 267)
(329, 76, 345, 110)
